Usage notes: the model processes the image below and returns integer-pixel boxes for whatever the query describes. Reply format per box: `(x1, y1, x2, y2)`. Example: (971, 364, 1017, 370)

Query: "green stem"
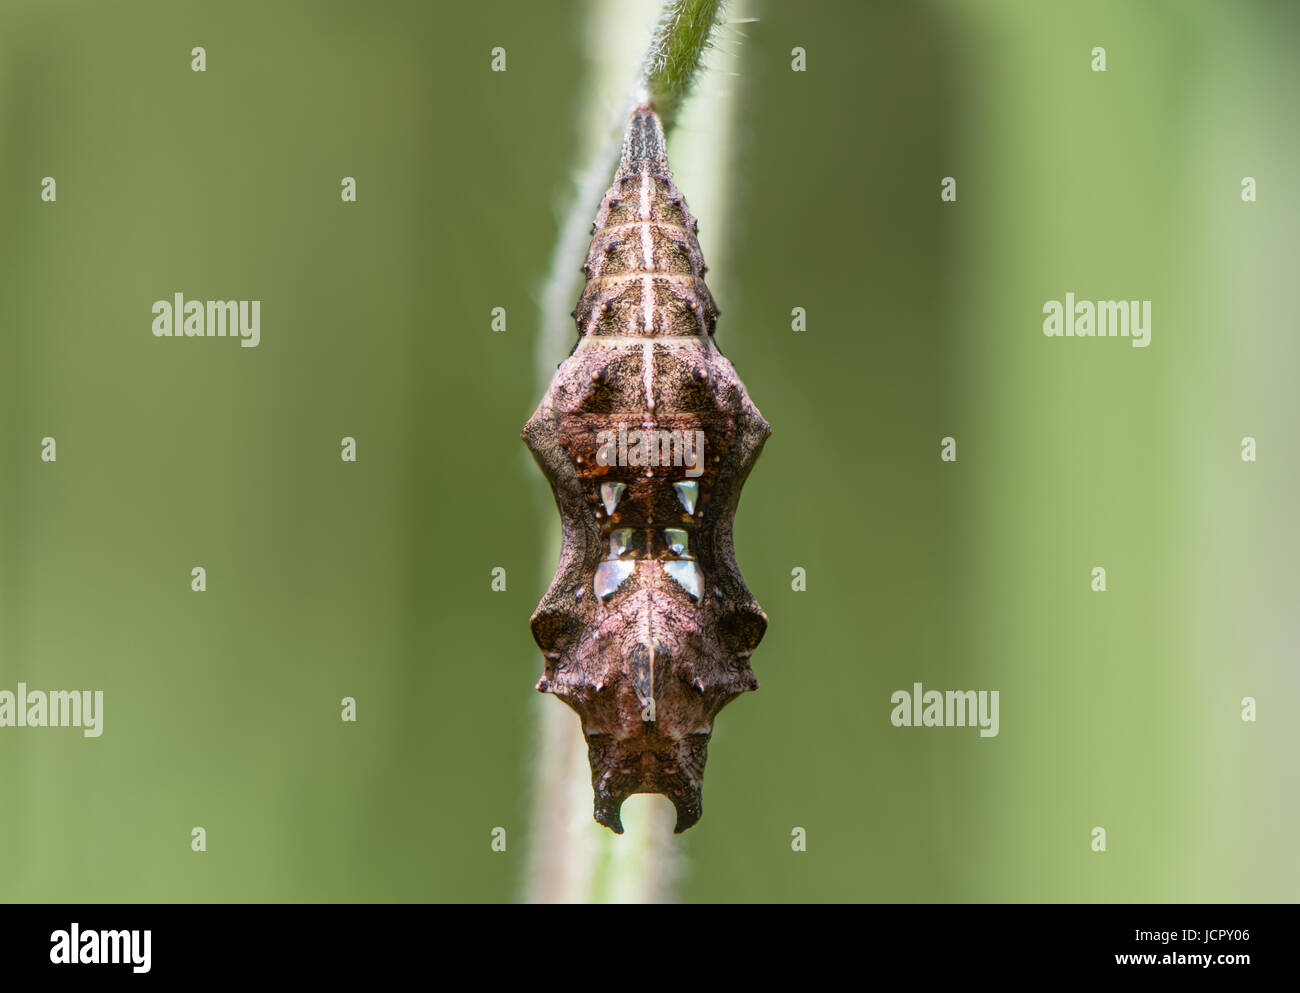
(640, 0, 726, 131)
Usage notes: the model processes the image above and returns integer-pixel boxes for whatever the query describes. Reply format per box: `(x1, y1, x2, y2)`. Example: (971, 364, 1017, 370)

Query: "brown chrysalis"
(523, 105, 769, 833)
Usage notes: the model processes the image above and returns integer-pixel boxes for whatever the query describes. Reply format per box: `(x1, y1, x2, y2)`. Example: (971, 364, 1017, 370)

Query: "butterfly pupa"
(523, 104, 769, 833)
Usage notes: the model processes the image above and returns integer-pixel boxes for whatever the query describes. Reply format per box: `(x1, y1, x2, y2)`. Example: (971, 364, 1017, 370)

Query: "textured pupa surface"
(523, 105, 769, 833)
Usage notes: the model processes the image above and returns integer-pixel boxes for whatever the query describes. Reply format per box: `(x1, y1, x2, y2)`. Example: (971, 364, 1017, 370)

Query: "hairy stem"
(640, 0, 726, 131)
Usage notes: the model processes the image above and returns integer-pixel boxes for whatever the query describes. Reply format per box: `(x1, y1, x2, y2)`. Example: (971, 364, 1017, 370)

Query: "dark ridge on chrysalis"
(621, 104, 670, 172)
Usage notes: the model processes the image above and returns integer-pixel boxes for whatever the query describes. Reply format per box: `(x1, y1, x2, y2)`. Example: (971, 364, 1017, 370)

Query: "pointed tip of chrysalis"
(620, 104, 669, 173)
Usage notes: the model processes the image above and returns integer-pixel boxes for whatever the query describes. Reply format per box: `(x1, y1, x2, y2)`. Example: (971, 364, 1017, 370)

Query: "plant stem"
(640, 0, 726, 131)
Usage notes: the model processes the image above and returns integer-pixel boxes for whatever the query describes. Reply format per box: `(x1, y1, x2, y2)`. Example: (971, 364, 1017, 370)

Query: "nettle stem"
(640, 0, 726, 131)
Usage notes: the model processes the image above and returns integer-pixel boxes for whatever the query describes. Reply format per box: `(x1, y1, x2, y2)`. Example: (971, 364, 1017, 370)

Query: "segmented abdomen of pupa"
(522, 105, 769, 834)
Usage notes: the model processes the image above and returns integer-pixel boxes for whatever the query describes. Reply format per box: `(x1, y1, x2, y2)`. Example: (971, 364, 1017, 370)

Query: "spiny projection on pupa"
(523, 104, 769, 833)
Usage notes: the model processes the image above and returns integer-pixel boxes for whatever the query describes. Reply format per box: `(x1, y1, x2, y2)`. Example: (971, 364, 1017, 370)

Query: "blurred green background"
(1, 0, 1296, 902)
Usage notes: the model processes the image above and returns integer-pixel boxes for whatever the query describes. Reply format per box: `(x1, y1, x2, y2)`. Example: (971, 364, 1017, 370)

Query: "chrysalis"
(523, 105, 769, 833)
